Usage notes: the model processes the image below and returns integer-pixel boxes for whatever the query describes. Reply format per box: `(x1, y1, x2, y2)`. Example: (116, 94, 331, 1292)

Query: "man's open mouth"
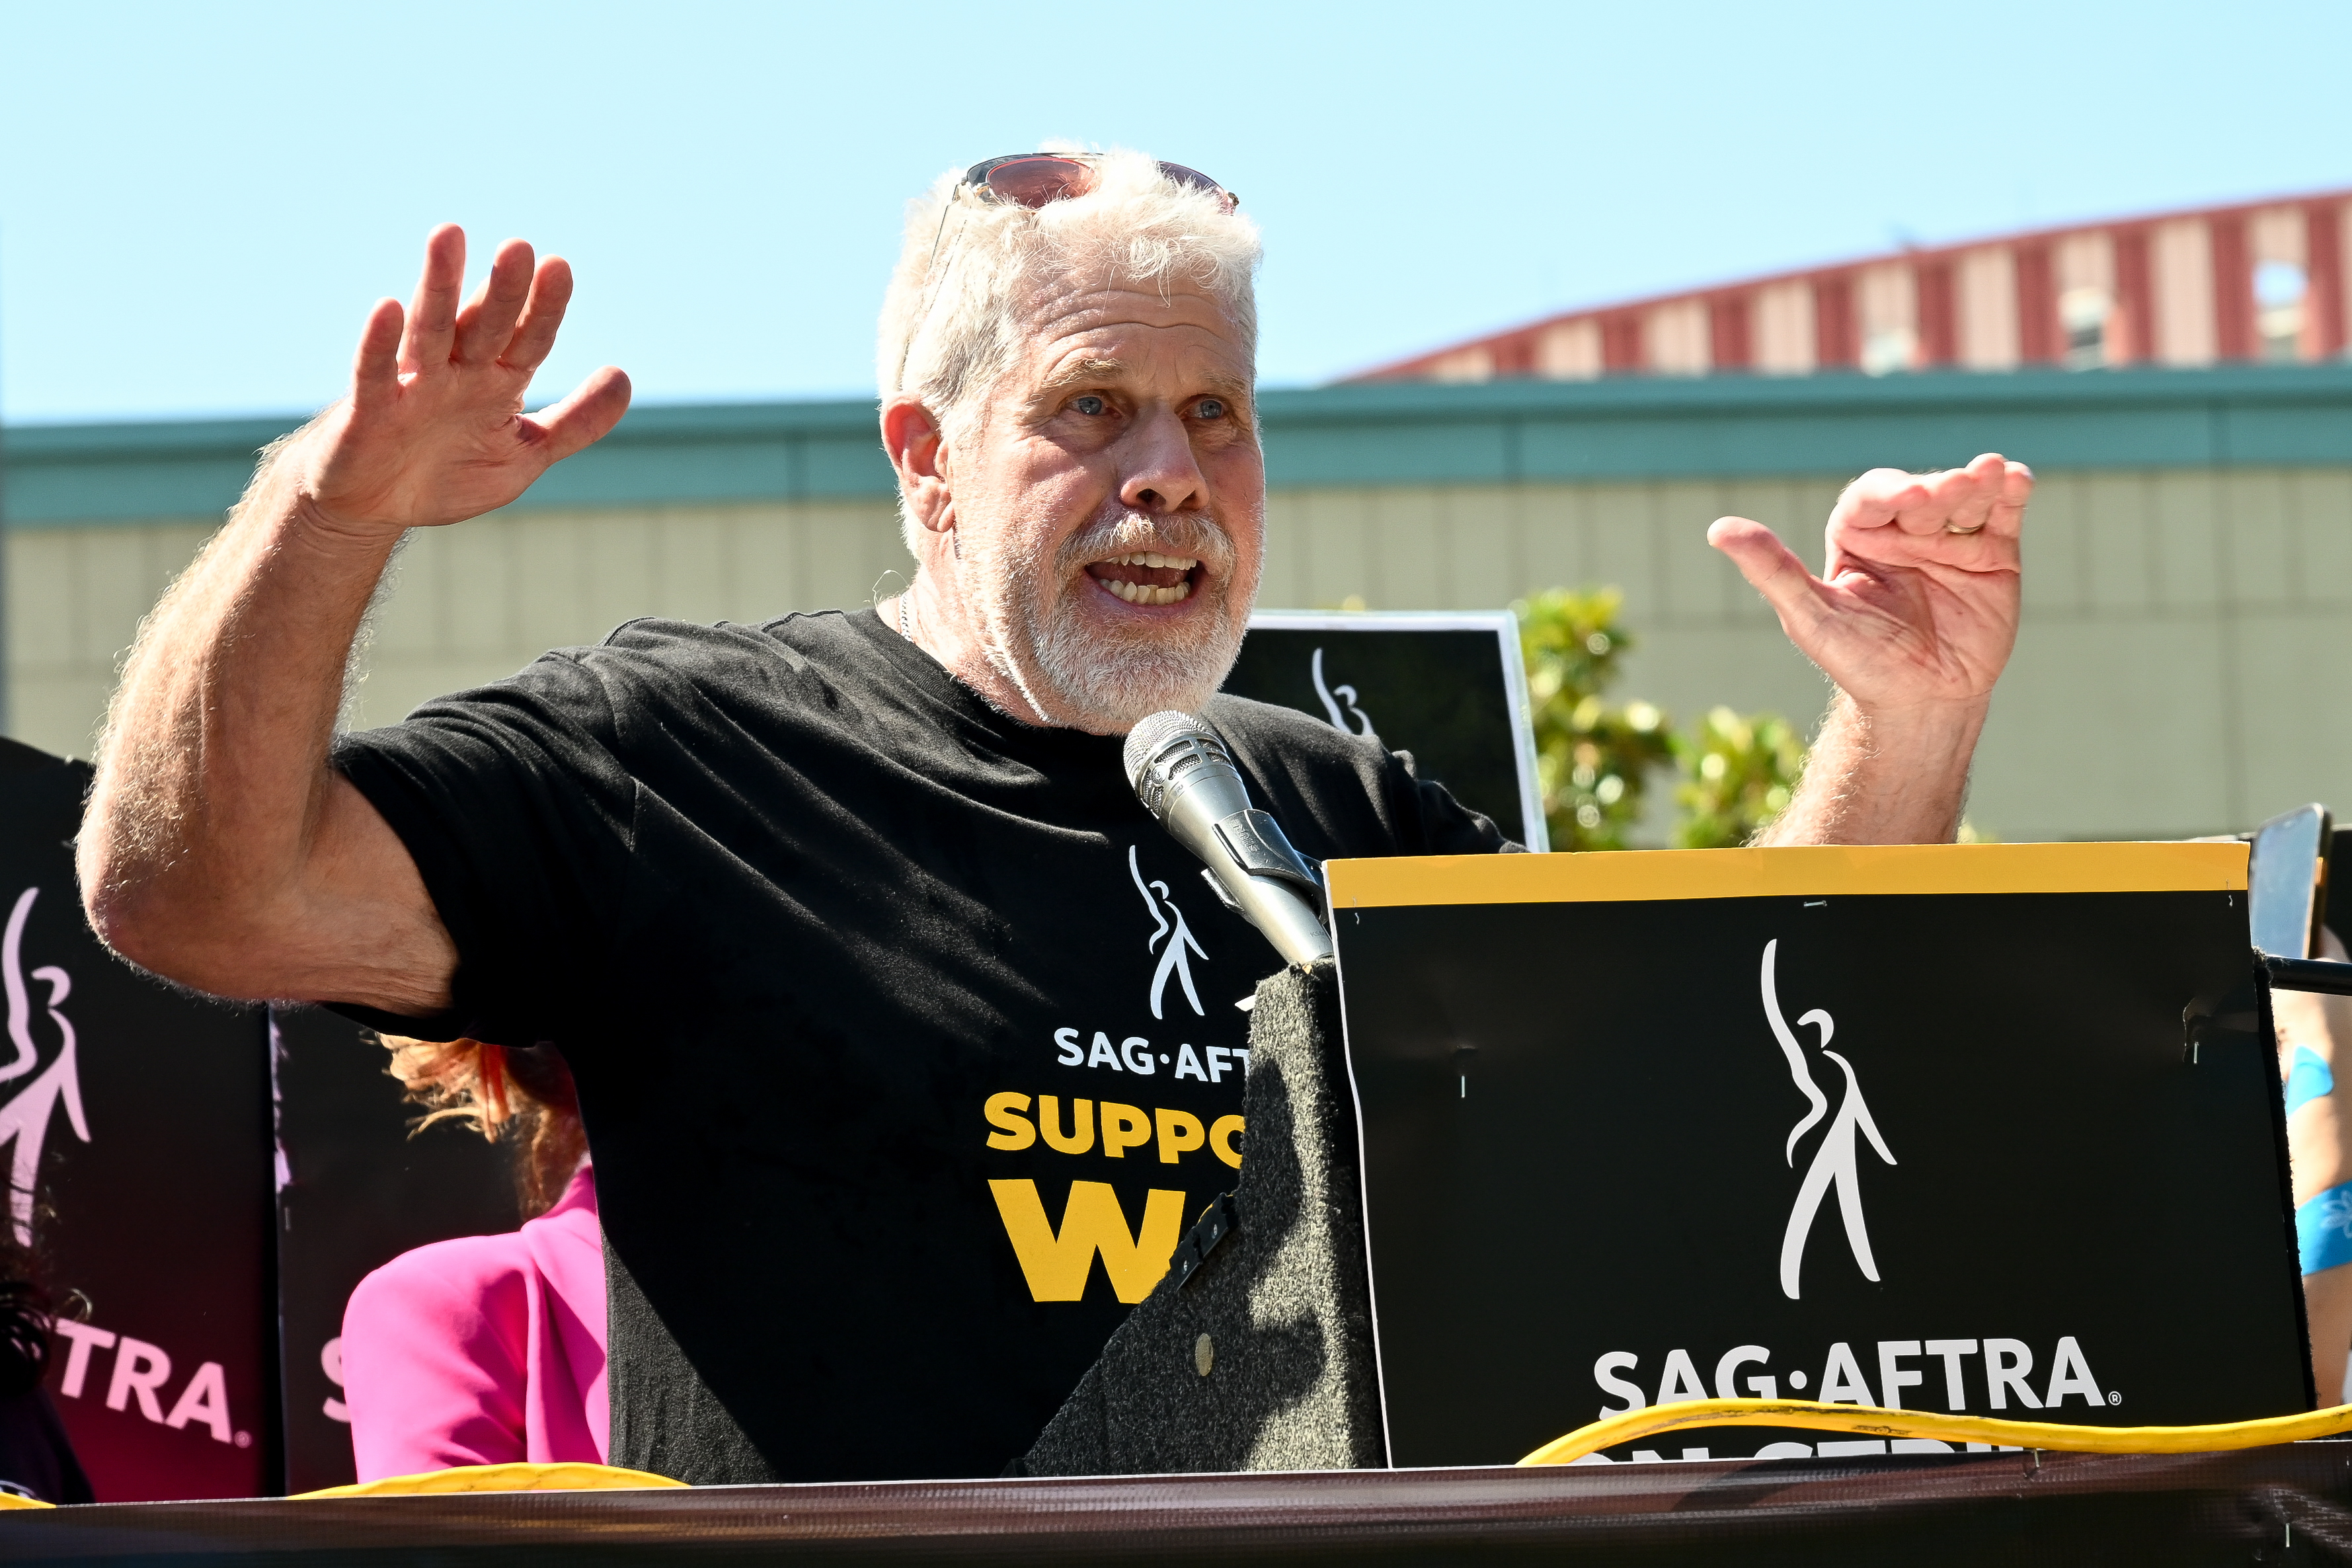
(1085, 552, 1201, 606)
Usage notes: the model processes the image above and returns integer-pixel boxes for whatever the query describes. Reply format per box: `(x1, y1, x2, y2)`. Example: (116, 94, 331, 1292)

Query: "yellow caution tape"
(1520, 1397, 2352, 1466)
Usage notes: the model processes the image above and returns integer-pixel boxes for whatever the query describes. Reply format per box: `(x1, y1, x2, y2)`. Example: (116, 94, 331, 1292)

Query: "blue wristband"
(2287, 1046, 2336, 1117)
(2298, 1181, 2352, 1275)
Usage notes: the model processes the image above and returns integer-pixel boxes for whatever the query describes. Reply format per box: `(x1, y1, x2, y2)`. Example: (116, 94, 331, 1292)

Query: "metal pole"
(2265, 954, 2352, 996)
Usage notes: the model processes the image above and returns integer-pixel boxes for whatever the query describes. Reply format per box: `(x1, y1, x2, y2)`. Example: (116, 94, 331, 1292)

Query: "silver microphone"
(1123, 711, 1333, 966)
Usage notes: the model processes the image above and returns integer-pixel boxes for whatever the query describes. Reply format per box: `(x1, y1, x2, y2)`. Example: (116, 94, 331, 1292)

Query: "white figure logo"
(1760, 938, 1894, 1301)
(0, 888, 89, 1246)
(1310, 648, 1374, 738)
(1129, 846, 1207, 1020)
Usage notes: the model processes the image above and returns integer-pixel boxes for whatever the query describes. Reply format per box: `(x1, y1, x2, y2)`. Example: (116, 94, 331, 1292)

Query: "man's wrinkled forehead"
(1009, 271, 1253, 393)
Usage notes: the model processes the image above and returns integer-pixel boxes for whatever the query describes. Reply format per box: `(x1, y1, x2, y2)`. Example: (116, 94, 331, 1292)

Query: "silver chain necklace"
(897, 590, 913, 641)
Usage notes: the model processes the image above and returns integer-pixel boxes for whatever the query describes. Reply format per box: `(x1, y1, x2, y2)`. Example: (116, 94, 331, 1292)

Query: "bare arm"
(1708, 453, 2032, 846)
(79, 227, 630, 1011)
(2277, 929, 2352, 1404)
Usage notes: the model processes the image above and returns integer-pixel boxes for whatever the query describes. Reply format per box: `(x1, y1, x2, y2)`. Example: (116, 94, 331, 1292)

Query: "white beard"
(960, 504, 1259, 734)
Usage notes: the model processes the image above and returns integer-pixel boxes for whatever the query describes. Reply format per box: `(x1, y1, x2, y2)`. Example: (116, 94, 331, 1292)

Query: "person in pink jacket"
(339, 1039, 607, 1478)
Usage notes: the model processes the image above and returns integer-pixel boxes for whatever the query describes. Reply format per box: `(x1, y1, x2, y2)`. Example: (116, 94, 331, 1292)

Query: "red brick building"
(1349, 190, 2352, 383)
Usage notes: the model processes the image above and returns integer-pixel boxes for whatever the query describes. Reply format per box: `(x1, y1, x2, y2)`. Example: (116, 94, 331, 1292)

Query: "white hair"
(875, 149, 1263, 555)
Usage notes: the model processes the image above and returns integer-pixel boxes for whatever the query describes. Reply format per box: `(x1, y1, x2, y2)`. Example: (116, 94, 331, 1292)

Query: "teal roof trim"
(0, 401, 899, 527)
(7, 366, 2351, 527)
(1258, 365, 2352, 484)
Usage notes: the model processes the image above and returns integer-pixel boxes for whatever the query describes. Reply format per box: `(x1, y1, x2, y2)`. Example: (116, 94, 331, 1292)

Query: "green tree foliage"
(1670, 707, 1808, 849)
(1514, 588, 1674, 851)
(1517, 587, 1813, 850)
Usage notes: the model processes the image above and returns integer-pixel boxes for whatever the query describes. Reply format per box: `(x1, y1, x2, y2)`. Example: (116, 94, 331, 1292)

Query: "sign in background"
(0, 740, 275, 1501)
(1330, 845, 2306, 1468)
(273, 1006, 518, 1494)
(1223, 611, 1548, 851)
(0, 740, 539, 1497)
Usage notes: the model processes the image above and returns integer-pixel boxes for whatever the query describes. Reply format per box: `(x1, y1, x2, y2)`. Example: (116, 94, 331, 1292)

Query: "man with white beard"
(77, 151, 2030, 1485)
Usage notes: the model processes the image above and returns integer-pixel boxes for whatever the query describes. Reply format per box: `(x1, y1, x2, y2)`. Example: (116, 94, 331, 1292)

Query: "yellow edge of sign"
(1325, 842, 2249, 908)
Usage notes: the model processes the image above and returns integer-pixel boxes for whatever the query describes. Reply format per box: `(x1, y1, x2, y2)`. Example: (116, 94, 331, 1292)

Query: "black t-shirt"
(333, 607, 1509, 1482)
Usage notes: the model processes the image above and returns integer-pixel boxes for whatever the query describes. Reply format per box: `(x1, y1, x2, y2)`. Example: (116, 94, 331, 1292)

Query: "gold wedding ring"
(1943, 522, 1987, 535)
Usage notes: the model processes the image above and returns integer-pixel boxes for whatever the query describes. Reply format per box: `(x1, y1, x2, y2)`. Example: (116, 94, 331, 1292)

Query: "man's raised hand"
(288, 225, 631, 537)
(1707, 453, 2032, 721)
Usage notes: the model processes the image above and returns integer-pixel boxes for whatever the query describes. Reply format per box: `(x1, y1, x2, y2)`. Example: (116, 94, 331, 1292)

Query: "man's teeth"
(1104, 577, 1195, 606)
(1097, 551, 1200, 606)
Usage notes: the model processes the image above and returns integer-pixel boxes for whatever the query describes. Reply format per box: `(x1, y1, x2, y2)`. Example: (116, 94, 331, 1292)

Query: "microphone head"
(1124, 711, 1241, 822)
(1122, 711, 1210, 792)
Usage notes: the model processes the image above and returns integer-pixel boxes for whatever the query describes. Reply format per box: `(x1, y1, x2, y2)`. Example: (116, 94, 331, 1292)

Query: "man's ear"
(882, 398, 953, 535)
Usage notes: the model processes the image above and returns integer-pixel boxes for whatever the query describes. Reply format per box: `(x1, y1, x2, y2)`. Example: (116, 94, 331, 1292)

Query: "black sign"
(1329, 843, 2305, 1468)
(1223, 613, 1546, 849)
(0, 740, 275, 1499)
(272, 1007, 519, 1493)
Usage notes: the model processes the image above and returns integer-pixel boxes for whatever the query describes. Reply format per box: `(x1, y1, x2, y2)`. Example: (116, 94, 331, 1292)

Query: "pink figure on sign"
(0, 889, 89, 1247)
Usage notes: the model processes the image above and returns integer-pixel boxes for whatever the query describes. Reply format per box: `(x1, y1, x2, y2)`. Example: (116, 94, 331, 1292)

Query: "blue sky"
(2, 0, 2346, 422)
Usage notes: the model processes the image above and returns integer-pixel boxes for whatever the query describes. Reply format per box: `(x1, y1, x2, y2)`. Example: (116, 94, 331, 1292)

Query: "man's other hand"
(288, 225, 632, 538)
(1707, 453, 2031, 720)
(1705, 454, 2031, 845)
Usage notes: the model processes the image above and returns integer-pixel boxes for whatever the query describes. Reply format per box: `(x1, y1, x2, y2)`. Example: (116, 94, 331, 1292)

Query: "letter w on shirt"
(989, 1179, 1187, 1304)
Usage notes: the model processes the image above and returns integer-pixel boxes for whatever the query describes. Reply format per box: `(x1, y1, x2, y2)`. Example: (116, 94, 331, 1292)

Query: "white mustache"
(1057, 509, 1235, 579)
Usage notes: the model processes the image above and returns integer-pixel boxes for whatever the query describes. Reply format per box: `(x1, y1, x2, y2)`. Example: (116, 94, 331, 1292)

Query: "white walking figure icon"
(0, 888, 89, 1246)
(1760, 938, 1894, 1301)
(1310, 648, 1374, 738)
(1129, 846, 1207, 1020)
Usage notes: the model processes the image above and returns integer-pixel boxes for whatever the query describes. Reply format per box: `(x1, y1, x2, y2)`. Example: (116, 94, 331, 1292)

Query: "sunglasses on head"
(962, 153, 1238, 216)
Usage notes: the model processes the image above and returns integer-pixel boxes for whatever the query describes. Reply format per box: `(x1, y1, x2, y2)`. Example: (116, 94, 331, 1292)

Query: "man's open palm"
(1709, 453, 2031, 717)
(290, 225, 631, 535)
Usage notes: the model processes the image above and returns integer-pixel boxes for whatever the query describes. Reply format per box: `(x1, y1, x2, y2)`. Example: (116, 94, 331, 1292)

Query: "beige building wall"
(5, 500, 916, 759)
(13, 466, 2352, 843)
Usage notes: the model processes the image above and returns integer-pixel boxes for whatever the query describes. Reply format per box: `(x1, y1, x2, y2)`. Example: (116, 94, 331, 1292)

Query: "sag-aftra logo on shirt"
(980, 847, 1249, 1306)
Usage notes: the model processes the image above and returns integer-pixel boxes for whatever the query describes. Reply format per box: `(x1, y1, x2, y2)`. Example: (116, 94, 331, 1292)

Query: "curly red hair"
(378, 1037, 586, 1218)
